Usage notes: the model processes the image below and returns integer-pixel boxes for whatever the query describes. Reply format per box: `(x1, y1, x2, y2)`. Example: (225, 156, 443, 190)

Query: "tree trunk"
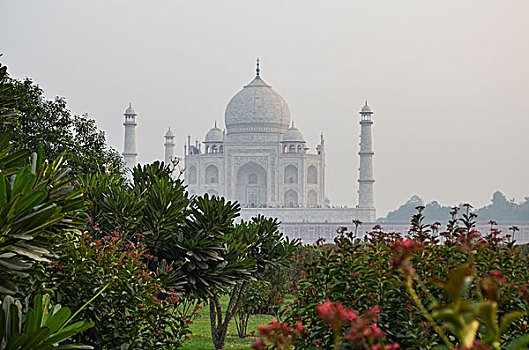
(209, 282, 248, 350)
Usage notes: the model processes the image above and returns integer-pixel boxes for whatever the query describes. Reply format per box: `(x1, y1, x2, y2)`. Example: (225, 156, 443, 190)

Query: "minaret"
(164, 127, 175, 165)
(122, 103, 138, 170)
(358, 101, 375, 211)
(318, 132, 326, 207)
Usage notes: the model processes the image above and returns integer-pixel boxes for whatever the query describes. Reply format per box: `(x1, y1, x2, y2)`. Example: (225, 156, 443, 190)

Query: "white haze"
(1, 0, 528, 217)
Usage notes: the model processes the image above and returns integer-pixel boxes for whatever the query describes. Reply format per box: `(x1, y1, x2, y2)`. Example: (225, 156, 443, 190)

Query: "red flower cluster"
(390, 239, 424, 276)
(317, 300, 358, 331)
(317, 302, 398, 349)
(251, 319, 304, 350)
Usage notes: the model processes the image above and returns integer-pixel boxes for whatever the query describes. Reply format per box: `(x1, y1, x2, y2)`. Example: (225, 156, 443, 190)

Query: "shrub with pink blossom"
(279, 207, 529, 348)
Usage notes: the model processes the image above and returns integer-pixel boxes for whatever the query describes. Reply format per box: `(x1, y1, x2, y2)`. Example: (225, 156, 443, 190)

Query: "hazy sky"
(2, 0, 528, 216)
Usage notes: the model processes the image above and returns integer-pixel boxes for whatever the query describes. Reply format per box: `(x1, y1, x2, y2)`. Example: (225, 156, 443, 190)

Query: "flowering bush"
(252, 319, 304, 350)
(253, 301, 398, 349)
(281, 207, 529, 348)
(37, 227, 197, 349)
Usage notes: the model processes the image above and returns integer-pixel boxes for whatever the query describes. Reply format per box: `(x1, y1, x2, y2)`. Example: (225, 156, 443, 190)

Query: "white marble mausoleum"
(124, 59, 377, 223)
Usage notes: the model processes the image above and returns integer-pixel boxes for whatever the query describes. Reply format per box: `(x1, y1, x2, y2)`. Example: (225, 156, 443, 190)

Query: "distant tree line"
(378, 191, 529, 223)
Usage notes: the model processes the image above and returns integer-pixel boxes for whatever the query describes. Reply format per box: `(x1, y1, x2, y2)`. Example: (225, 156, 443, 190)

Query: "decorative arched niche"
(307, 190, 318, 207)
(235, 161, 267, 207)
(307, 165, 317, 184)
(205, 165, 219, 184)
(284, 189, 298, 208)
(188, 165, 197, 184)
(284, 164, 298, 184)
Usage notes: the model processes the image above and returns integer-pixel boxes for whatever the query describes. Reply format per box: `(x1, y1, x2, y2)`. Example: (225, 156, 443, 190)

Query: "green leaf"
(0, 278, 17, 295)
(47, 321, 93, 344)
(43, 307, 71, 334)
(20, 326, 51, 348)
(0, 309, 5, 344)
(0, 259, 32, 271)
(8, 303, 20, 338)
(5, 332, 27, 350)
(505, 334, 529, 350)
(500, 311, 525, 336)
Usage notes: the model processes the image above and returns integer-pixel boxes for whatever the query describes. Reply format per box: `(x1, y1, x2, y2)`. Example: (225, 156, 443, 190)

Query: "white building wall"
(239, 207, 375, 223)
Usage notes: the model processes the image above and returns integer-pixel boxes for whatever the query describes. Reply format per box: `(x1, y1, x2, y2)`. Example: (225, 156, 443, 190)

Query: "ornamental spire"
(256, 57, 260, 76)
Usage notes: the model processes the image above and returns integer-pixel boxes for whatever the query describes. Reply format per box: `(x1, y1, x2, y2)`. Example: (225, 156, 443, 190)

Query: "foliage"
(0, 135, 86, 296)
(393, 240, 529, 349)
(159, 193, 299, 350)
(36, 225, 195, 349)
(0, 62, 123, 176)
(75, 164, 300, 350)
(234, 280, 274, 338)
(163, 194, 246, 298)
(183, 294, 273, 350)
(81, 161, 189, 257)
(378, 193, 529, 223)
(0, 293, 94, 349)
(252, 301, 398, 350)
(203, 215, 298, 350)
(476, 191, 529, 222)
(251, 319, 304, 350)
(234, 259, 298, 338)
(284, 207, 529, 349)
(0, 60, 17, 123)
(31, 163, 194, 348)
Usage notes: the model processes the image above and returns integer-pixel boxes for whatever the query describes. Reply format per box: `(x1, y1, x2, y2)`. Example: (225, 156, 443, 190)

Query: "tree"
(206, 215, 298, 350)
(77, 163, 299, 350)
(164, 198, 298, 350)
(0, 62, 123, 177)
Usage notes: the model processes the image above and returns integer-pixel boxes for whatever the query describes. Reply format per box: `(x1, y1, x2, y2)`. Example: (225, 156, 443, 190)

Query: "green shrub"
(285, 208, 529, 348)
(37, 228, 196, 349)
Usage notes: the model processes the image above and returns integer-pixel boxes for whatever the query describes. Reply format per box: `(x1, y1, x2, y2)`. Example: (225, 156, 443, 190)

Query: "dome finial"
(365, 100, 368, 106)
(291, 120, 294, 127)
(256, 57, 260, 76)
(214, 121, 217, 127)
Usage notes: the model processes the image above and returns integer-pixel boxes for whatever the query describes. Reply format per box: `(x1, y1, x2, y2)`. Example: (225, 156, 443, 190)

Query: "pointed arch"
(284, 165, 298, 184)
(307, 165, 317, 184)
(284, 189, 298, 208)
(235, 161, 267, 207)
(307, 190, 318, 207)
(205, 165, 219, 184)
(188, 165, 197, 184)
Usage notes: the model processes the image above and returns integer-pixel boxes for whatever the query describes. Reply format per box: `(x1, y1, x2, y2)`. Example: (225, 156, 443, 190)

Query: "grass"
(181, 296, 274, 350)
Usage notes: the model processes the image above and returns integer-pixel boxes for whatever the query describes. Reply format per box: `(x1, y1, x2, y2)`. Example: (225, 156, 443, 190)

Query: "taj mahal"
(122, 59, 376, 231)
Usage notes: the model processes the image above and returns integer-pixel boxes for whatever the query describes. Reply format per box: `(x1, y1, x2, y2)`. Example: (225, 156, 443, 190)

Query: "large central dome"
(225, 73, 291, 135)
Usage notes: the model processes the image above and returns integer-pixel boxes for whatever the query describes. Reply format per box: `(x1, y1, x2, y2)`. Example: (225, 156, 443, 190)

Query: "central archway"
(235, 162, 267, 207)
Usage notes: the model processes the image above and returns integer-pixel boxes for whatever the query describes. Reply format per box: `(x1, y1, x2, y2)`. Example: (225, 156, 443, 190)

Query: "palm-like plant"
(1, 293, 95, 349)
(0, 138, 86, 295)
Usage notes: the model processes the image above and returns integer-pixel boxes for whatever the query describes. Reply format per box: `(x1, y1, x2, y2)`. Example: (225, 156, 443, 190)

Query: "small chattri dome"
(205, 124, 224, 142)
(165, 127, 174, 137)
(124, 102, 136, 115)
(282, 122, 305, 142)
(360, 101, 373, 114)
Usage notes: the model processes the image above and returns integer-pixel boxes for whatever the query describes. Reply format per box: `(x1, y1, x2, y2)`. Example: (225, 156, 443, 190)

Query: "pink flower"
(251, 339, 266, 350)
